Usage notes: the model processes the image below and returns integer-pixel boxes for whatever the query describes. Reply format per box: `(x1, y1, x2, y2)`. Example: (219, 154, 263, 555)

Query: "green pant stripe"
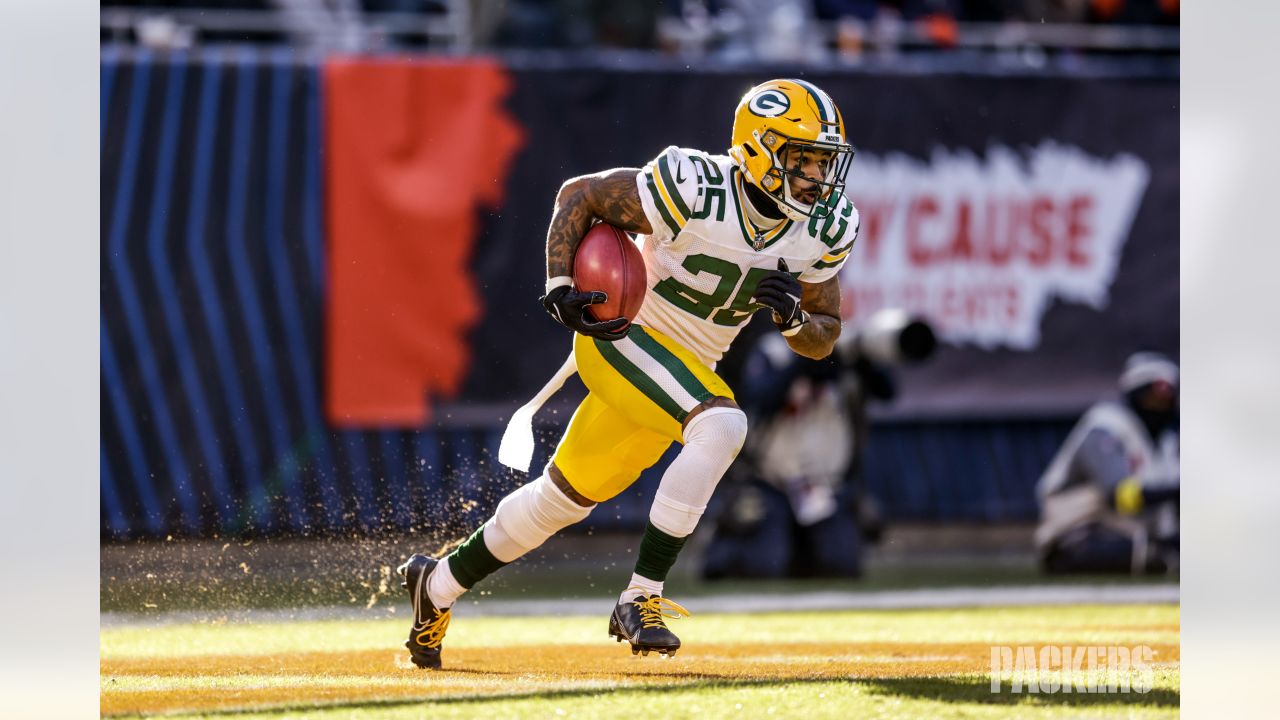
(645, 172, 682, 236)
(595, 338, 689, 423)
(629, 327, 714, 406)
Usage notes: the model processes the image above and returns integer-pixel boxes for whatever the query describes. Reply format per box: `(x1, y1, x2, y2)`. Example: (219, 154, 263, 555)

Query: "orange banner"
(324, 58, 524, 426)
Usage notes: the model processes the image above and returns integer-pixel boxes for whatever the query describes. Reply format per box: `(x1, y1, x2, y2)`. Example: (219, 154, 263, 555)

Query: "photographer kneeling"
(1035, 352, 1180, 575)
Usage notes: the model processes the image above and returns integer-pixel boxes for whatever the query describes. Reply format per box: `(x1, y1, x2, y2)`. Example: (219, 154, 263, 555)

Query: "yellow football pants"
(551, 324, 734, 503)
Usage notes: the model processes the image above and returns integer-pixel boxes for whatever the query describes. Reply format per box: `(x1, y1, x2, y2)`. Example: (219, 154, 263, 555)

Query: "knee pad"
(492, 472, 594, 552)
(649, 406, 749, 538)
(683, 406, 748, 457)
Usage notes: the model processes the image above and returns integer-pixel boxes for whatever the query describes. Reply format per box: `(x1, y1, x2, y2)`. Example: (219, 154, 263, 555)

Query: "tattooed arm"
(546, 169, 652, 279)
(785, 277, 843, 360)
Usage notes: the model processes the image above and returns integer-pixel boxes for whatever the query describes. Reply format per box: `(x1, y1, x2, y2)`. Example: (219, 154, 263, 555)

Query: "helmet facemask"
(752, 129, 854, 222)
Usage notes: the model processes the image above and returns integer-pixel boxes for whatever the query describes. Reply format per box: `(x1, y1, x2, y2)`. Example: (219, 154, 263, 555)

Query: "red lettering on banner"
(907, 196, 939, 266)
(949, 199, 975, 261)
(904, 281, 927, 307)
(858, 199, 894, 264)
(836, 145, 1149, 351)
(989, 196, 1016, 266)
(845, 284, 883, 318)
(850, 191, 1107, 270)
(940, 286, 957, 323)
(1067, 195, 1092, 266)
(1027, 196, 1054, 266)
(926, 283, 1024, 328)
(976, 198, 997, 266)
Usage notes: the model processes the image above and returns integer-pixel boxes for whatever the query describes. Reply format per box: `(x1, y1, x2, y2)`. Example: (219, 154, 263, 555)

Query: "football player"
(398, 79, 860, 669)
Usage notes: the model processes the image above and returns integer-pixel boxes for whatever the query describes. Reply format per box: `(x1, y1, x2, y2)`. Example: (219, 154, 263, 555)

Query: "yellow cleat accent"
(624, 587, 692, 629)
(413, 609, 451, 649)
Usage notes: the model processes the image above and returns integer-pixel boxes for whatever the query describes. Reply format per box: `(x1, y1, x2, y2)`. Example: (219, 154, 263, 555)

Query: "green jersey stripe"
(824, 237, 857, 259)
(812, 257, 845, 270)
(656, 156, 691, 220)
(594, 338, 689, 423)
(729, 169, 792, 251)
(629, 327, 715, 406)
(728, 168, 756, 248)
(645, 172, 683, 236)
(760, 218, 794, 247)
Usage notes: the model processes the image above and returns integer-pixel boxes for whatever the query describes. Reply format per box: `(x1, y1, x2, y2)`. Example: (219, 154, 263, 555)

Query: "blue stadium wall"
(100, 48, 1174, 539)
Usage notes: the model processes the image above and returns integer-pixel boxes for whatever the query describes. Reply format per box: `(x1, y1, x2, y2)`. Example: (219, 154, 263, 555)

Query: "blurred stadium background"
(100, 0, 1176, 652)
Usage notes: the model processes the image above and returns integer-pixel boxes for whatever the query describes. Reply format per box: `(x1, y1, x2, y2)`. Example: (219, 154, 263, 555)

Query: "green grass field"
(101, 603, 1179, 718)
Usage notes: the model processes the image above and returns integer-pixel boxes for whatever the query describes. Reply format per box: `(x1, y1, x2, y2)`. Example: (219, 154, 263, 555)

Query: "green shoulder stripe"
(824, 236, 857, 259)
(657, 155, 692, 220)
(644, 170, 682, 236)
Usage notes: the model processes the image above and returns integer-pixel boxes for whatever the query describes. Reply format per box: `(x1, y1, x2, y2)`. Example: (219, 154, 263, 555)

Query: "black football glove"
(751, 259, 809, 336)
(540, 285, 630, 341)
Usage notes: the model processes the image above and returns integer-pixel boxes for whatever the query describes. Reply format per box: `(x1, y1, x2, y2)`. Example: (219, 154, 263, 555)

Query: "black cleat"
(397, 554, 451, 670)
(608, 590, 691, 657)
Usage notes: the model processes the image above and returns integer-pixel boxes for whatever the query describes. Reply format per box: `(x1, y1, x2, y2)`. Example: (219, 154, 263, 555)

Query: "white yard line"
(101, 583, 1178, 628)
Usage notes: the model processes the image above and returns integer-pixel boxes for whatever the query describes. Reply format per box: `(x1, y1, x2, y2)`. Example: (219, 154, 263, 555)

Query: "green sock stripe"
(633, 521, 688, 583)
(448, 524, 507, 589)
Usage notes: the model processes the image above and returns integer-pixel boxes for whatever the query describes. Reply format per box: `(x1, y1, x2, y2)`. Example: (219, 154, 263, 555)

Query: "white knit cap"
(1119, 352, 1179, 392)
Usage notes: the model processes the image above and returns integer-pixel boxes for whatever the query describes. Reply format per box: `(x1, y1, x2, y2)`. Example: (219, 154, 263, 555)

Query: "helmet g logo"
(748, 89, 790, 118)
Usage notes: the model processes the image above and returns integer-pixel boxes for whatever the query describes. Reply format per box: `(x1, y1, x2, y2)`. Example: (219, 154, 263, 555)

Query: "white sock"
(426, 556, 467, 610)
(620, 572, 663, 603)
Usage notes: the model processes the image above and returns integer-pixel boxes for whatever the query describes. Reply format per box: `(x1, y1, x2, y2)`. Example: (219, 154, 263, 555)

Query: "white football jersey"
(633, 145, 860, 366)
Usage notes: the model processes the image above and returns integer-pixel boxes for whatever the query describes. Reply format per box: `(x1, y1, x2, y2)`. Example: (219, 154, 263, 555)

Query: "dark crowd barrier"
(100, 47, 1175, 538)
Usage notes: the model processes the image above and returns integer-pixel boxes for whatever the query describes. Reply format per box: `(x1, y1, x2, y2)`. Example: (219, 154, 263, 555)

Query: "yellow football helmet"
(729, 79, 854, 221)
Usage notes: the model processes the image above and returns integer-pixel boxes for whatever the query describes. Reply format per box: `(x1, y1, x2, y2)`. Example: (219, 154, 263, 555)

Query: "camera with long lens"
(837, 308, 937, 368)
(828, 308, 937, 403)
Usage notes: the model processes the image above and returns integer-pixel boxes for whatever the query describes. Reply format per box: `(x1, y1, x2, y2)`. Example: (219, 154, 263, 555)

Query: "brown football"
(573, 223, 647, 326)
